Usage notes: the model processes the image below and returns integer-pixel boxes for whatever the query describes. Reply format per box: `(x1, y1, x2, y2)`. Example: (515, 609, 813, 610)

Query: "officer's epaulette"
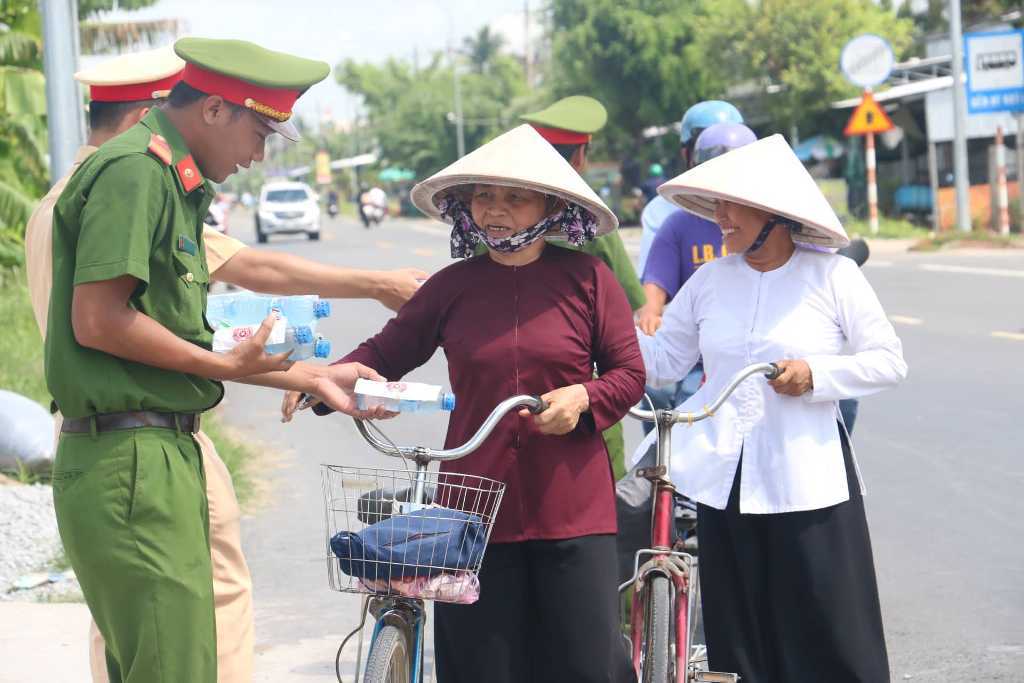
(146, 133, 173, 165)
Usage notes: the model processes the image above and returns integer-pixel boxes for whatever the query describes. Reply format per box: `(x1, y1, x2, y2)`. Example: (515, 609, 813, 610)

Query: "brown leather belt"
(61, 411, 201, 434)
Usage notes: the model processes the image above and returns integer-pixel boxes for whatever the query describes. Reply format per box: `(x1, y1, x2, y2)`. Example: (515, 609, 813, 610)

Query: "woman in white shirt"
(637, 134, 907, 682)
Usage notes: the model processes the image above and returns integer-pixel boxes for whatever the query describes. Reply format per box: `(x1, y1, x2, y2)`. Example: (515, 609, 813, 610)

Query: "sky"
(94, 0, 542, 127)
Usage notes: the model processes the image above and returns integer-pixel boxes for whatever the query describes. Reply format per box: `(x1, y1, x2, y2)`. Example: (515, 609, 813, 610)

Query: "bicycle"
(321, 394, 546, 683)
(621, 362, 780, 683)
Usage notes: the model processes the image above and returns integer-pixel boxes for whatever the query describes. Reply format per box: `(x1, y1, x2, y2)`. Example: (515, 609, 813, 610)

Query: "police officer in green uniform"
(46, 38, 386, 683)
(522, 95, 643, 480)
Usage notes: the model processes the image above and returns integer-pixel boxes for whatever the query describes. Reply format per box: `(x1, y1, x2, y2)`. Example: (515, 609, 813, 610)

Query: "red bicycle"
(622, 362, 780, 683)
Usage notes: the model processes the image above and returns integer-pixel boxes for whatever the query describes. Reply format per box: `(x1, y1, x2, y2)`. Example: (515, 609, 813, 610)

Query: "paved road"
(219, 210, 1024, 681)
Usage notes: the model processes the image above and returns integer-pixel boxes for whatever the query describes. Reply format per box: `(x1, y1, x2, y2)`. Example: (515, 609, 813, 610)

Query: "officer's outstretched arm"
(212, 248, 427, 311)
(71, 275, 292, 381)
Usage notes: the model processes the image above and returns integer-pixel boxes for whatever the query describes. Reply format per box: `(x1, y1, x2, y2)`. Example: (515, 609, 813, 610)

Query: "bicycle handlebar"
(628, 362, 780, 424)
(353, 394, 548, 463)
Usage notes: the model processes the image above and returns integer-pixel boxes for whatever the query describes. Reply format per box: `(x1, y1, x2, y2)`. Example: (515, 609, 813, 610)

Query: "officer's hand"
(768, 359, 814, 397)
(217, 313, 294, 379)
(636, 304, 663, 336)
(518, 384, 590, 436)
(378, 268, 429, 311)
(308, 363, 399, 419)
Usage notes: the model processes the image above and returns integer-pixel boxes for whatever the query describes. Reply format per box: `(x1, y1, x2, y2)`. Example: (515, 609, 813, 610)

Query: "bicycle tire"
(363, 624, 411, 683)
(642, 574, 672, 683)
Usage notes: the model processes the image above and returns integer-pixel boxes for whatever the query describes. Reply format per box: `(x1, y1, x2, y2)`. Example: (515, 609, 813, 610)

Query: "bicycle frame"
(339, 395, 546, 683)
(621, 362, 778, 683)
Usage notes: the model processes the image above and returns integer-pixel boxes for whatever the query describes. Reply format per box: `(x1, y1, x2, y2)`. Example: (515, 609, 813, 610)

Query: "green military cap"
(520, 95, 608, 143)
(174, 37, 330, 142)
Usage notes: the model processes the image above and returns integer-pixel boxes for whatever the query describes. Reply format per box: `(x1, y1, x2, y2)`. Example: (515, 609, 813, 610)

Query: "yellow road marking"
(992, 331, 1024, 342)
(889, 315, 923, 326)
(375, 241, 395, 249)
(412, 248, 435, 257)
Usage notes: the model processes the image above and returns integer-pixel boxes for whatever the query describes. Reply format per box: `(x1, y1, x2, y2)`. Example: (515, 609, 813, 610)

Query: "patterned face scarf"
(437, 192, 599, 259)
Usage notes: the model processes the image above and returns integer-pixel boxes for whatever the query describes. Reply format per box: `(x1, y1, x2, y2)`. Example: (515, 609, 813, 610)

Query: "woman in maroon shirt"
(305, 126, 644, 681)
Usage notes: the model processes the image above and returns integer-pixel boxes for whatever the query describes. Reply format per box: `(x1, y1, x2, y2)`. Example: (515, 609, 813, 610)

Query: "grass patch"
(0, 267, 258, 505)
(844, 217, 931, 240)
(910, 229, 1024, 252)
(0, 269, 49, 407)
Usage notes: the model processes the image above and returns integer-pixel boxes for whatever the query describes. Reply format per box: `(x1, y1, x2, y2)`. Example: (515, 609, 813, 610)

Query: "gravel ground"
(0, 483, 82, 602)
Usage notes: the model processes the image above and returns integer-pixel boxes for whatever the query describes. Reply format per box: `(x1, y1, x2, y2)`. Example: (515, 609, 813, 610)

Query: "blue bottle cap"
(314, 338, 331, 358)
(441, 393, 456, 411)
(294, 325, 313, 344)
(314, 300, 331, 318)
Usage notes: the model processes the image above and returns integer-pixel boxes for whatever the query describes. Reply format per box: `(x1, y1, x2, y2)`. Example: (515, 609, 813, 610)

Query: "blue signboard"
(965, 30, 1024, 114)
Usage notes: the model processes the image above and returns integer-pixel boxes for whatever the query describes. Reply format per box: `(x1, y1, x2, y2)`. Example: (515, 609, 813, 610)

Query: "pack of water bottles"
(206, 293, 332, 361)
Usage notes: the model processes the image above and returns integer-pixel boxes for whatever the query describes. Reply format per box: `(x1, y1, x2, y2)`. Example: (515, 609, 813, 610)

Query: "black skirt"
(696, 425, 890, 683)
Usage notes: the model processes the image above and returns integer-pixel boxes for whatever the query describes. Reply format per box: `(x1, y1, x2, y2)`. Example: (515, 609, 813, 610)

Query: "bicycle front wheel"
(363, 625, 411, 683)
(641, 574, 672, 683)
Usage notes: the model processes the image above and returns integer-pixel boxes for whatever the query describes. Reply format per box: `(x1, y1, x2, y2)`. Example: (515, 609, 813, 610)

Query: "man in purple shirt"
(635, 123, 757, 427)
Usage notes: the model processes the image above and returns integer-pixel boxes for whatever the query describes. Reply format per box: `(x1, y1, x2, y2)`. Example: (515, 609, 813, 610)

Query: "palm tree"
(0, 2, 48, 266)
(462, 26, 506, 74)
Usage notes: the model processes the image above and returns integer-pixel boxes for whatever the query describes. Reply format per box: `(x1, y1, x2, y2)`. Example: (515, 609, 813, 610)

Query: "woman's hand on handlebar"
(280, 390, 310, 422)
(519, 384, 590, 435)
(768, 359, 813, 397)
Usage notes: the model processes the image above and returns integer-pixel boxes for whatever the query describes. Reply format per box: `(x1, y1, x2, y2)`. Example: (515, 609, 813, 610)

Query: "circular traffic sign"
(840, 34, 895, 88)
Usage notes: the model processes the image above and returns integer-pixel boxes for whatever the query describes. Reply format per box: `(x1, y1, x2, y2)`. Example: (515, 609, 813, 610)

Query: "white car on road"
(256, 181, 320, 242)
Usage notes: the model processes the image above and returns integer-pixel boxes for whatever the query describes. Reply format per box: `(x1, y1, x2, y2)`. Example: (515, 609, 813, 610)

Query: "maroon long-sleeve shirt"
(337, 246, 646, 542)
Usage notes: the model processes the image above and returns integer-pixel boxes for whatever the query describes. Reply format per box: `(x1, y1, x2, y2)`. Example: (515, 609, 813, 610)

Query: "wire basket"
(321, 464, 505, 604)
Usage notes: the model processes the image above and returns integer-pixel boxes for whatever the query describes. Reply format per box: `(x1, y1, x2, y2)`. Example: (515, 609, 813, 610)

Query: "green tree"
(336, 46, 528, 179)
(463, 26, 506, 74)
(545, 0, 709, 155)
(694, 0, 914, 135)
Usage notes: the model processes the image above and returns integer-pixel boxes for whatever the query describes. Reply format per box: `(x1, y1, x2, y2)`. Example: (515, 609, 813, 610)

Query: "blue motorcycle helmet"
(679, 100, 744, 146)
(693, 122, 757, 165)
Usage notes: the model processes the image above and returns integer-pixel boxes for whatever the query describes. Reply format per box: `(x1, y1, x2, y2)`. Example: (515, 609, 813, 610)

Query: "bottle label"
(354, 378, 442, 402)
(212, 317, 287, 353)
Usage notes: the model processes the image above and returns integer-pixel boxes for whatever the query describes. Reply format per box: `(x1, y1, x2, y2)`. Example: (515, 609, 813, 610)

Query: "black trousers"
(434, 535, 635, 683)
(696, 426, 890, 683)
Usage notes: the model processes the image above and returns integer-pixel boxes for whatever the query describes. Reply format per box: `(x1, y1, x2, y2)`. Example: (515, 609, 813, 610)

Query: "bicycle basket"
(321, 465, 505, 604)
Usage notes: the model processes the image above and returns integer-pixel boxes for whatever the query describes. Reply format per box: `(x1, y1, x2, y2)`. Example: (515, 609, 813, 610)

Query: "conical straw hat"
(657, 134, 849, 248)
(411, 124, 618, 235)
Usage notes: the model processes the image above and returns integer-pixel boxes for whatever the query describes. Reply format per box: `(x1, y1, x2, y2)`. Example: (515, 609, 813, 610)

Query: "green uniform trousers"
(52, 426, 216, 683)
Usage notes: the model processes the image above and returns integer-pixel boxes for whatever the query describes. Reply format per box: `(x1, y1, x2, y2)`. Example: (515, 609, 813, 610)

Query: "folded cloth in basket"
(331, 507, 486, 581)
(359, 571, 481, 604)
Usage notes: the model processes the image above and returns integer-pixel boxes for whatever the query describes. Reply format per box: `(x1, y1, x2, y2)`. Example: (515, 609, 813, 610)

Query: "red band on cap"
(89, 72, 184, 102)
(530, 124, 591, 145)
(182, 63, 298, 119)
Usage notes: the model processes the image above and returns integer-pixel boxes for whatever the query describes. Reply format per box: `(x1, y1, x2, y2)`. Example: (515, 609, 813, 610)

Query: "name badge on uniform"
(177, 235, 198, 256)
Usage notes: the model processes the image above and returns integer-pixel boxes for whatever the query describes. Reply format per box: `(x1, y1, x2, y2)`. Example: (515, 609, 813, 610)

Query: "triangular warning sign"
(844, 92, 895, 136)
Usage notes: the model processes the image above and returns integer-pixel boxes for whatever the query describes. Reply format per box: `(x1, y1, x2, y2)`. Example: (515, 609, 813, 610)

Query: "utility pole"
(524, 0, 532, 87)
(949, 0, 972, 232)
(450, 46, 465, 158)
(40, 0, 85, 182)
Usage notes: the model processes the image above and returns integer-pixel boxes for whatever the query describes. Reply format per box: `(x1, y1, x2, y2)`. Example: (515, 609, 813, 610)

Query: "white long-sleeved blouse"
(635, 248, 907, 513)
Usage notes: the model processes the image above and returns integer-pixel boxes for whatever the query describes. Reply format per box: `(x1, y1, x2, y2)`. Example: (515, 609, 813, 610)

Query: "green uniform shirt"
(45, 108, 222, 419)
(569, 232, 645, 311)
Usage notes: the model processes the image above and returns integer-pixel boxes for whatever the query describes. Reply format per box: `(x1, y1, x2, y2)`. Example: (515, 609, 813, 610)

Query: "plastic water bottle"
(354, 379, 456, 413)
(275, 295, 331, 327)
(265, 325, 315, 355)
(289, 335, 331, 361)
(207, 293, 331, 328)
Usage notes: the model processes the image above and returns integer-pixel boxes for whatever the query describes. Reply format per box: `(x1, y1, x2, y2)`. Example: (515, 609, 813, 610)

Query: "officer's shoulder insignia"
(146, 133, 172, 165)
(175, 155, 203, 193)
